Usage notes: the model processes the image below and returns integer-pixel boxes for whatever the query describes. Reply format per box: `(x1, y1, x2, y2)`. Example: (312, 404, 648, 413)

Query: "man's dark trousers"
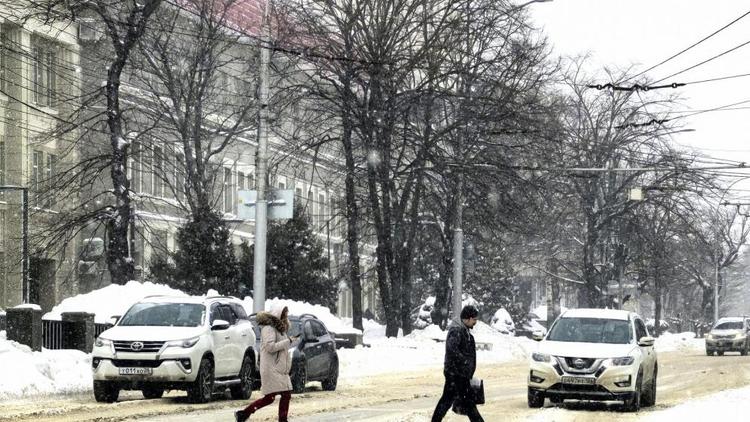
(431, 375, 484, 422)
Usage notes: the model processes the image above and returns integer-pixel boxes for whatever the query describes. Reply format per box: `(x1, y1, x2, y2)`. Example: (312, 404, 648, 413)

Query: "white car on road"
(92, 295, 257, 403)
(527, 308, 657, 411)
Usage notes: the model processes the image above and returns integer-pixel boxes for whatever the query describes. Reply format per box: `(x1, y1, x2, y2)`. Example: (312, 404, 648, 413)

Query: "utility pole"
(252, 0, 271, 314)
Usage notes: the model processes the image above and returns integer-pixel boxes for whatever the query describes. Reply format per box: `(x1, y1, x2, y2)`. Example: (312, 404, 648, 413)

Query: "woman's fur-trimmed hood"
(256, 308, 289, 333)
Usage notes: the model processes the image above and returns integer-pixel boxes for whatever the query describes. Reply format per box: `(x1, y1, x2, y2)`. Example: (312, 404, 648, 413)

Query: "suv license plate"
(119, 367, 153, 375)
(561, 376, 595, 385)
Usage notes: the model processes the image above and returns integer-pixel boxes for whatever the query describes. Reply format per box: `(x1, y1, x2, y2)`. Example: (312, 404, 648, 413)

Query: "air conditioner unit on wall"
(78, 18, 103, 42)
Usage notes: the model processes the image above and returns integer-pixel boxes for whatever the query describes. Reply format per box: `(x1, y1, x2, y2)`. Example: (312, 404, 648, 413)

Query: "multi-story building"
(0, 11, 80, 312)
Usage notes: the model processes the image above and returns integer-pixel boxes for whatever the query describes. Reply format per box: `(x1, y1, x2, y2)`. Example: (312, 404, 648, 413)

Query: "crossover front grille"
(113, 340, 165, 353)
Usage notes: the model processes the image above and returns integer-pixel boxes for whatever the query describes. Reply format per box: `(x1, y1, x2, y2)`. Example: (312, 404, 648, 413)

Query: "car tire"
(706, 349, 714, 356)
(187, 358, 214, 403)
(624, 370, 642, 412)
(641, 365, 657, 407)
(321, 359, 339, 391)
(291, 361, 307, 394)
(93, 381, 119, 403)
(230, 355, 254, 400)
(717, 351, 724, 356)
(142, 387, 164, 399)
(527, 387, 544, 408)
(742, 344, 748, 356)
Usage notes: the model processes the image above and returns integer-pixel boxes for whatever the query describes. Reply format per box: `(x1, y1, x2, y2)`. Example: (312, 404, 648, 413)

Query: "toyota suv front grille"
(113, 340, 165, 353)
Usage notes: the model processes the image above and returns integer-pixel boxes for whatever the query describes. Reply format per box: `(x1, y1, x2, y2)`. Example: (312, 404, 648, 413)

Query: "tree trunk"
(341, 110, 363, 330)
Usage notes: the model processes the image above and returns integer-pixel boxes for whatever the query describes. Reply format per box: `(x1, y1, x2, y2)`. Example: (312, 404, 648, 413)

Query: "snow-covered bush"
(412, 297, 435, 329)
(490, 308, 515, 334)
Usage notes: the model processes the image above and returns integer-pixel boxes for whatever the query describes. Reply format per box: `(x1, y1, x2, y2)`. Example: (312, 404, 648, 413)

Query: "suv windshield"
(714, 321, 744, 330)
(547, 317, 632, 344)
(119, 303, 205, 327)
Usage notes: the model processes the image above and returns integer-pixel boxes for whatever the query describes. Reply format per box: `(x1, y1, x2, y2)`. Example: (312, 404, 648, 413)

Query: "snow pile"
(490, 308, 515, 334)
(44, 280, 187, 323)
(337, 321, 533, 382)
(654, 331, 704, 353)
(529, 305, 568, 321)
(242, 297, 362, 335)
(643, 384, 750, 420)
(0, 330, 91, 399)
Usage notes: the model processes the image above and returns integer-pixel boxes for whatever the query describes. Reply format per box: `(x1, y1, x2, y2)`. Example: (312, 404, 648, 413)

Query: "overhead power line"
(628, 8, 750, 81)
(653, 38, 750, 84)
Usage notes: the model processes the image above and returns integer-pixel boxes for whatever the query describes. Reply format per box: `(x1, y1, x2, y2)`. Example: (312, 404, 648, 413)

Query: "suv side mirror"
(532, 331, 544, 341)
(638, 336, 655, 347)
(211, 319, 230, 331)
(109, 315, 121, 325)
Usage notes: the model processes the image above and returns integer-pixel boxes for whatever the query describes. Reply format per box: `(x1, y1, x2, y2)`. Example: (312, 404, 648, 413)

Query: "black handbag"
(452, 378, 484, 414)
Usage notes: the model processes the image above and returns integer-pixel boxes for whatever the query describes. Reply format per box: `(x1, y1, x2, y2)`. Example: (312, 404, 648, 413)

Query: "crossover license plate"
(561, 376, 595, 385)
(118, 367, 153, 375)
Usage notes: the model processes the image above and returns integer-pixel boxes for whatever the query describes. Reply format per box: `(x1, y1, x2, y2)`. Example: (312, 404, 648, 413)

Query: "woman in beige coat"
(235, 306, 298, 422)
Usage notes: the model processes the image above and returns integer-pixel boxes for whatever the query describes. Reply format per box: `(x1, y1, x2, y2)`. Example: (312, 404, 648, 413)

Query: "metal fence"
(0, 312, 6, 331)
(43, 319, 65, 349)
(42, 319, 112, 350)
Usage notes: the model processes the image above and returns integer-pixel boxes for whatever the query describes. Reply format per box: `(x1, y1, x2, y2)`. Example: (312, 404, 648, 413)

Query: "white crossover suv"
(92, 295, 257, 403)
(527, 308, 657, 411)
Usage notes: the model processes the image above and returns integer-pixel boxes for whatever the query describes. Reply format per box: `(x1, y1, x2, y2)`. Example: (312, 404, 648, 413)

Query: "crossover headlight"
(609, 356, 635, 366)
(94, 337, 112, 348)
(531, 352, 551, 362)
(735, 333, 746, 339)
(165, 337, 200, 348)
(707, 334, 714, 340)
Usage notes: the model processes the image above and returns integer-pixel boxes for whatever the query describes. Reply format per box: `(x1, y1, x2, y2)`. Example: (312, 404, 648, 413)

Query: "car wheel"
(742, 343, 748, 356)
(291, 361, 307, 394)
(93, 381, 119, 403)
(624, 370, 642, 412)
(641, 365, 657, 407)
(706, 349, 714, 356)
(142, 387, 164, 399)
(187, 358, 214, 403)
(527, 387, 544, 408)
(717, 351, 724, 356)
(321, 359, 339, 391)
(230, 355, 254, 400)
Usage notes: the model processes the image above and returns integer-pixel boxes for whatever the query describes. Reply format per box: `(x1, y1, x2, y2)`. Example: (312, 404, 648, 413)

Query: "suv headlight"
(531, 352, 551, 362)
(95, 338, 112, 348)
(707, 334, 714, 340)
(736, 333, 747, 339)
(609, 356, 635, 366)
(165, 337, 200, 348)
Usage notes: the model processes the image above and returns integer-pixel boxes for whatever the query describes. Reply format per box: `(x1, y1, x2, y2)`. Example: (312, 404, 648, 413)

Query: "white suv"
(92, 295, 257, 403)
(527, 308, 657, 411)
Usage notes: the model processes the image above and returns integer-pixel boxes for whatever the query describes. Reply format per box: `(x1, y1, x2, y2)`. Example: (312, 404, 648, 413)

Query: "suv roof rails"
(299, 313, 319, 320)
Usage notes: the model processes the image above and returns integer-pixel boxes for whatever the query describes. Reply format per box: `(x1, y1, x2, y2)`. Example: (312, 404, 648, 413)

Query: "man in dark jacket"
(431, 305, 484, 422)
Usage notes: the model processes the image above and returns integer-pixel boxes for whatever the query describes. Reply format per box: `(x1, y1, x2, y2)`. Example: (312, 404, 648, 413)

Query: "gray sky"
(531, 0, 750, 200)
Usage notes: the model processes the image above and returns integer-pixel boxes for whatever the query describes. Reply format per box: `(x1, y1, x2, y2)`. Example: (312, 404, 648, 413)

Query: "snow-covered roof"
(561, 308, 631, 321)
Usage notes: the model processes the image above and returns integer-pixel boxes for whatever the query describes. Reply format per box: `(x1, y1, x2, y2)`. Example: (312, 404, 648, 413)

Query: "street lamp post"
(252, 0, 272, 314)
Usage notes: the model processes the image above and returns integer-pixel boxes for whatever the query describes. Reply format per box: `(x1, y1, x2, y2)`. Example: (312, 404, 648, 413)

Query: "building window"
(175, 153, 184, 201)
(0, 28, 7, 93)
(31, 39, 57, 107)
(45, 154, 56, 208)
(247, 172, 254, 190)
(318, 193, 326, 230)
(153, 146, 164, 197)
(238, 171, 245, 191)
(223, 167, 233, 213)
(0, 142, 5, 186)
(130, 142, 141, 193)
(32, 151, 42, 206)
